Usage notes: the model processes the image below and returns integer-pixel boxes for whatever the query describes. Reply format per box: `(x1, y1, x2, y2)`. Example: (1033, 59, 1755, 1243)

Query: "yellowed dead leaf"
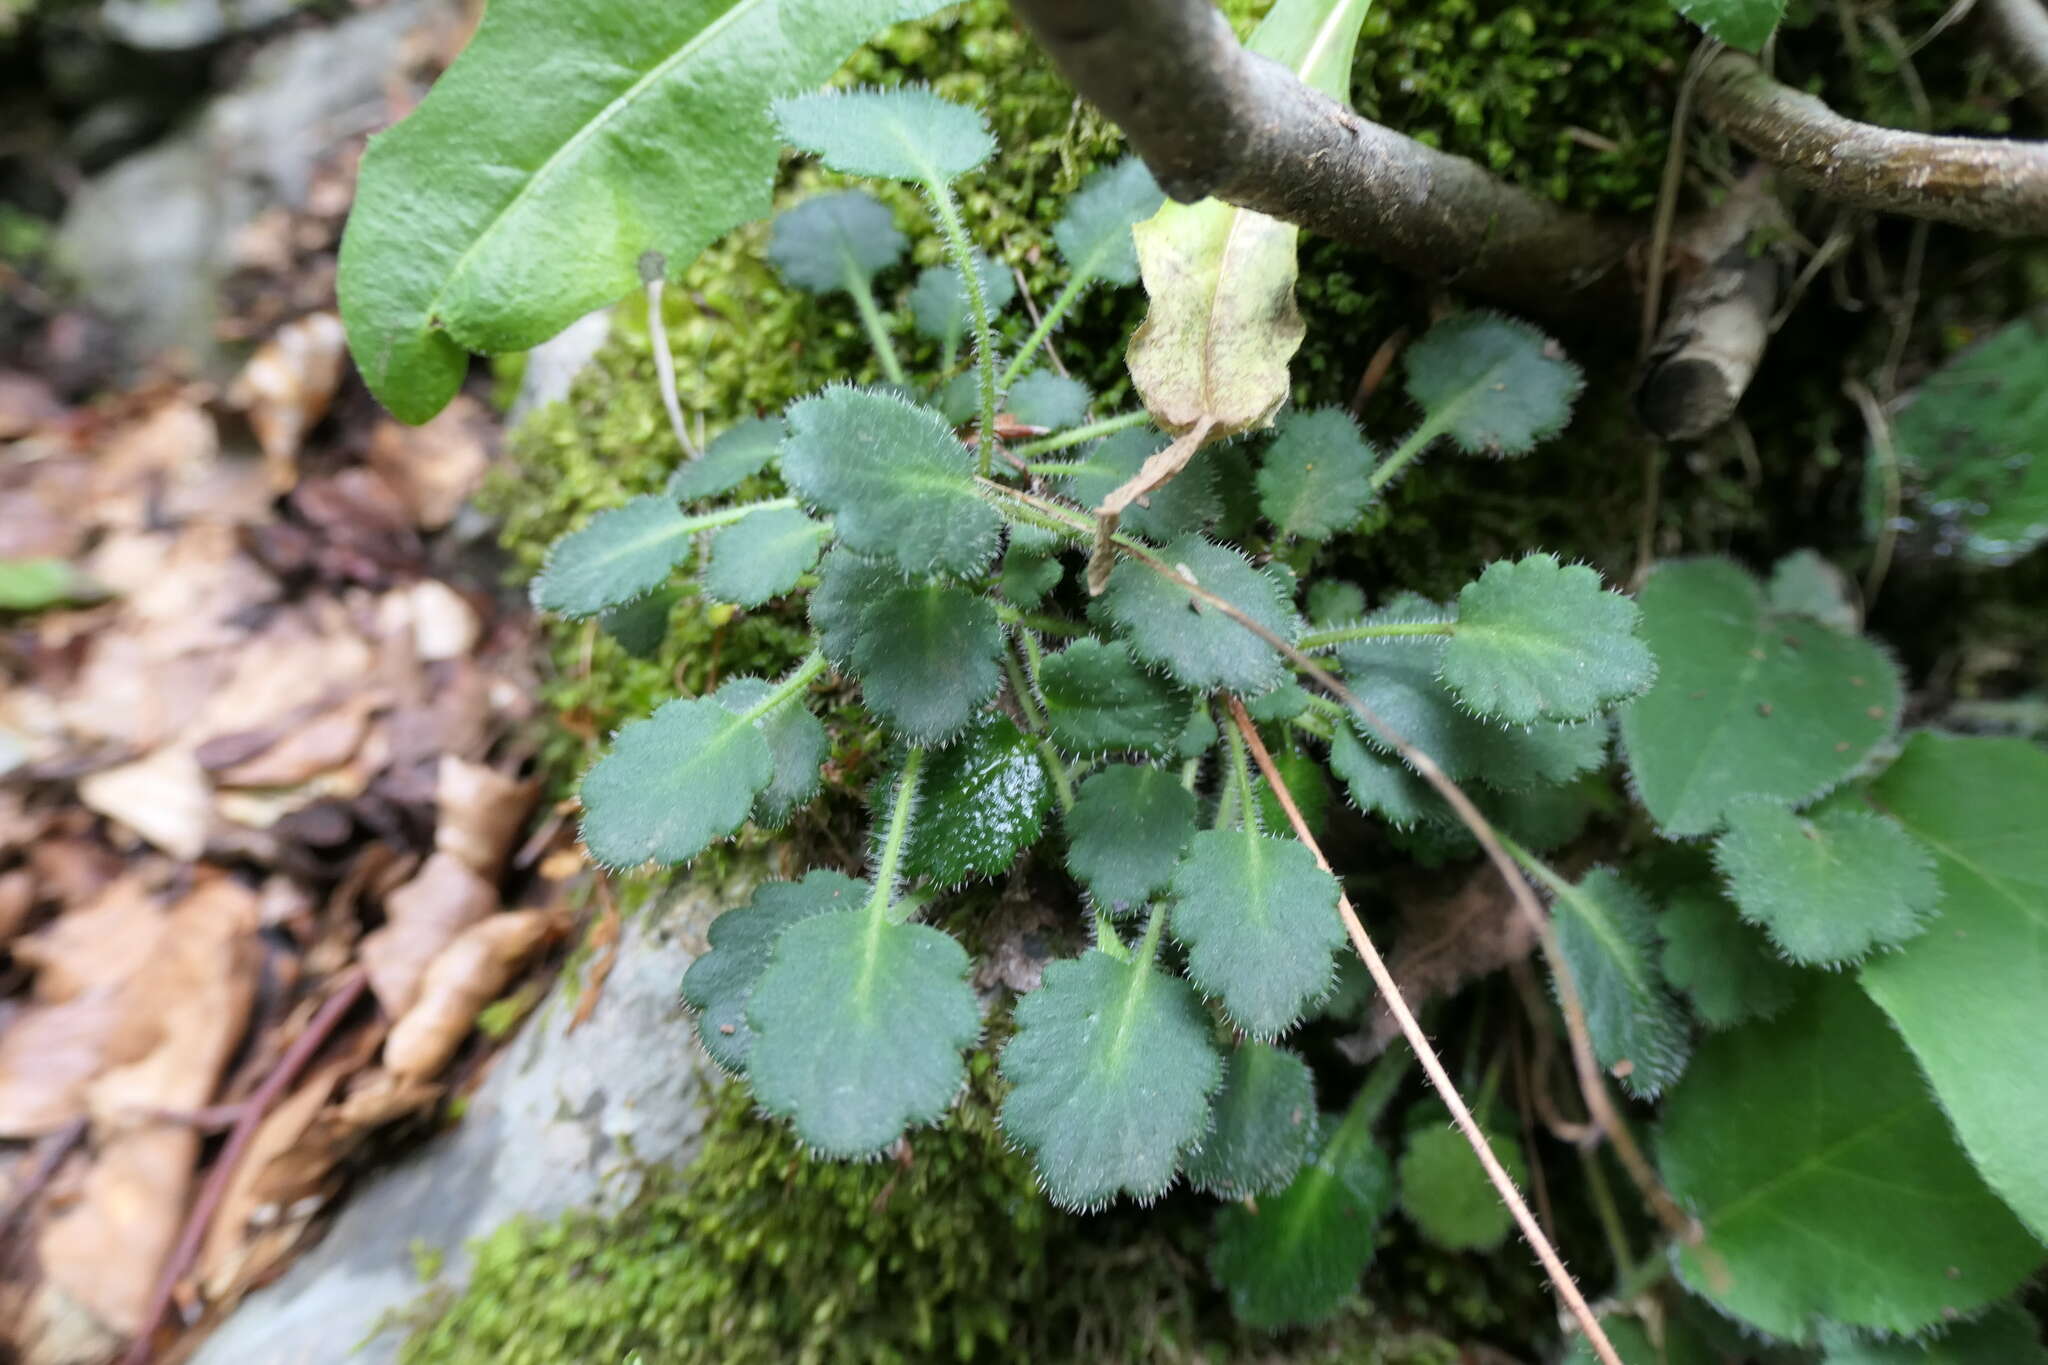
(366, 394, 491, 531)
(383, 911, 554, 1081)
(12, 875, 166, 1003)
(226, 312, 348, 490)
(377, 578, 482, 662)
(0, 989, 145, 1138)
(213, 691, 381, 789)
(0, 866, 36, 945)
(434, 756, 537, 880)
(90, 397, 220, 535)
(359, 851, 499, 1018)
(35, 1125, 197, 1334)
(76, 747, 212, 860)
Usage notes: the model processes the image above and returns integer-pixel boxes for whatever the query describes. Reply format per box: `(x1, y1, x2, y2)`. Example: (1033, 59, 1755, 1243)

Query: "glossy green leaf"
(338, 0, 944, 422)
(1658, 976, 2042, 1341)
(781, 386, 999, 577)
(1186, 1042, 1318, 1200)
(667, 416, 787, 503)
(906, 252, 1015, 348)
(848, 579, 1004, 744)
(1210, 1098, 1394, 1329)
(1037, 638, 1185, 756)
(900, 716, 1049, 887)
(999, 938, 1224, 1209)
(1064, 764, 1198, 914)
(1544, 866, 1691, 1099)
(1820, 1305, 2048, 1365)
(1619, 558, 1903, 836)
(1402, 312, 1581, 456)
(714, 677, 827, 826)
(1051, 156, 1162, 289)
(1658, 881, 1802, 1030)
(700, 506, 830, 608)
(531, 495, 695, 619)
(764, 189, 906, 294)
(1098, 534, 1298, 694)
(748, 908, 980, 1157)
(1863, 733, 2048, 1242)
(579, 695, 773, 867)
(1007, 371, 1091, 430)
(1714, 798, 1940, 966)
(1673, 0, 1786, 50)
(1879, 315, 2048, 564)
(1056, 427, 1217, 542)
(678, 870, 865, 1073)
(1397, 1118, 1527, 1252)
(1442, 553, 1654, 724)
(774, 86, 994, 183)
(1767, 548, 1859, 632)
(1255, 407, 1379, 541)
(1169, 829, 1344, 1038)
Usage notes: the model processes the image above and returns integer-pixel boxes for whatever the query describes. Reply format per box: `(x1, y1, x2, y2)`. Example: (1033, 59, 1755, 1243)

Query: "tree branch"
(1008, 0, 1642, 324)
(1697, 49, 2048, 234)
(1983, 0, 2048, 116)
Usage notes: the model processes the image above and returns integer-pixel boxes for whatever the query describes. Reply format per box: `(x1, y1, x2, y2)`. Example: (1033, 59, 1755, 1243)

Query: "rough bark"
(1638, 179, 1780, 441)
(1008, 0, 1644, 324)
(1697, 50, 2048, 235)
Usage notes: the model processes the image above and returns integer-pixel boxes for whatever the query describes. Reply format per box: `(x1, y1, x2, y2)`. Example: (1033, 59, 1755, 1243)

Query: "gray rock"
(57, 0, 440, 375)
(191, 873, 742, 1365)
(504, 308, 614, 430)
(101, 0, 304, 52)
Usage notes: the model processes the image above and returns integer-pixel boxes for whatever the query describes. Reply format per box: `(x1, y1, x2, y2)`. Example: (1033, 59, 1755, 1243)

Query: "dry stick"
(1847, 377, 1903, 606)
(643, 267, 700, 461)
(121, 968, 370, 1365)
(1225, 697, 1624, 1365)
(0, 1116, 88, 1239)
(1638, 40, 1720, 361)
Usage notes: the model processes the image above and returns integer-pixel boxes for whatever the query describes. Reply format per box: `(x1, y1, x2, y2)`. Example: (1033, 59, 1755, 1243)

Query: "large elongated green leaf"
(1657, 977, 2041, 1342)
(1168, 829, 1344, 1038)
(338, 0, 945, 423)
(1123, 0, 1371, 436)
(1820, 1305, 2048, 1365)
(1862, 733, 2048, 1242)
(998, 938, 1223, 1209)
(1620, 558, 1902, 836)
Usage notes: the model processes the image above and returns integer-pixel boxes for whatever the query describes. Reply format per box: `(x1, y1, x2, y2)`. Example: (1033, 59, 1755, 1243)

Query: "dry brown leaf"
(365, 394, 490, 531)
(188, 600, 374, 752)
(76, 747, 213, 860)
(1357, 867, 1536, 1056)
(89, 397, 220, 536)
(226, 312, 348, 490)
(358, 851, 499, 1018)
(0, 867, 35, 945)
(375, 578, 482, 662)
(383, 911, 554, 1082)
(0, 990, 144, 1138)
(12, 876, 166, 1003)
(35, 1125, 197, 1335)
(434, 756, 537, 880)
(213, 691, 382, 789)
(26, 835, 121, 908)
(0, 370, 65, 440)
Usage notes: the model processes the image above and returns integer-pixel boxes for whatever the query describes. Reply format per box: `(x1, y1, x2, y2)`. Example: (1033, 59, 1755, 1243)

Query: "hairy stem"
(1012, 410, 1151, 460)
(1364, 407, 1455, 496)
(1296, 619, 1456, 652)
(844, 260, 909, 388)
(1224, 698, 1624, 1365)
(735, 650, 828, 726)
(923, 180, 1001, 470)
(868, 746, 926, 921)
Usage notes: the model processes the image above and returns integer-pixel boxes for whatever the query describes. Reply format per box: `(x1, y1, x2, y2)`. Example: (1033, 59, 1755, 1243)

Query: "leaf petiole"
(999, 269, 1090, 390)
(842, 256, 909, 387)
(867, 746, 926, 923)
(1364, 405, 1456, 496)
(921, 179, 1000, 473)
(1012, 409, 1151, 460)
(734, 649, 829, 728)
(1296, 618, 1457, 651)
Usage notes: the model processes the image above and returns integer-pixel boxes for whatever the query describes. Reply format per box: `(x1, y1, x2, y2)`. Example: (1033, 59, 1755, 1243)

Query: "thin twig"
(643, 269, 700, 460)
(0, 1117, 88, 1239)
(1010, 263, 1071, 378)
(121, 969, 370, 1365)
(1225, 699, 1623, 1365)
(1640, 40, 1720, 360)
(1846, 378, 1903, 605)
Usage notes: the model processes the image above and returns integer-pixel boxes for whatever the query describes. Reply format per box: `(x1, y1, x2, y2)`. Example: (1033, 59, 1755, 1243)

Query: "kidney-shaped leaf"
(700, 505, 830, 608)
(1186, 1041, 1318, 1200)
(1255, 407, 1380, 542)
(1038, 637, 1186, 756)
(531, 495, 694, 619)
(907, 252, 1015, 347)
(668, 416, 786, 502)
(1402, 312, 1581, 457)
(1713, 797, 1940, 966)
(765, 189, 906, 294)
(1442, 553, 1654, 724)
(1064, 763, 1197, 915)
(846, 580, 1004, 744)
(774, 86, 994, 183)
(900, 716, 1049, 888)
(1098, 534, 1298, 694)
(1052, 156, 1163, 289)
(1168, 829, 1344, 1038)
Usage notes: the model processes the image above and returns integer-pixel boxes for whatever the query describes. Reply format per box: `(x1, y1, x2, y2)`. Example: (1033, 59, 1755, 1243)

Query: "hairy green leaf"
(579, 695, 773, 867)
(807, 544, 895, 666)
(668, 416, 788, 503)
(901, 716, 1049, 888)
(700, 506, 829, 608)
(531, 495, 695, 619)
(1328, 722, 1439, 827)
(844, 579, 1004, 745)
(1186, 1042, 1318, 1200)
(1255, 407, 1379, 541)
(1620, 558, 1903, 836)
(774, 86, 994, 183)
(1544, 867, 1691, 1099)
(1007, 371, 1091, 430)
(999, 937, 1224, 1209)
(679, 870, 865, 1073)
(714, 677, 827, 827)
(1878, 315, 2048, 565)
(765, 189, 906, 294)
(1863, 733, 2048, 1242)
(599, 586, 676, 659)
(999, 529, 1064, 609)
(1673, 0, 1786, 49)
(907, 252, 1015, 348)
(1211, 1099, 1393, 1328)
(1402, 312, 1581, 456)
(1038, 637, 1185, 756)
(781, 386, 999, 577)
(1169, 830, 1344, 1038)
(1056, 428, 1218, 542)
(748, 909, 979, 1156)
(1820, 1305, 2048, 1365)
(1398, 1119, 1527, 1252)
(338, 0, 944, 422)
(1657, 881, 1802, 1030)
(1767, 548, 1859, 632)
(1064, 764, 1198, 914)
(1714, 798, 1940, 966)
(1442, 553, 1653, 723)
(1099, 534, 1298, 694)
(1307, 579, 1366, 625)
(1052, 156, 1163, 288)
(1658, 977, 2041, 1341)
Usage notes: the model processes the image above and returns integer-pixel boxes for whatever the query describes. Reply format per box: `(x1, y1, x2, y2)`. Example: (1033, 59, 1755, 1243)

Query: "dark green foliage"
(1185, 1042, 1319, 1200)
(900, 716, 1050, 887)
(1063, 763, 1197, 914)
